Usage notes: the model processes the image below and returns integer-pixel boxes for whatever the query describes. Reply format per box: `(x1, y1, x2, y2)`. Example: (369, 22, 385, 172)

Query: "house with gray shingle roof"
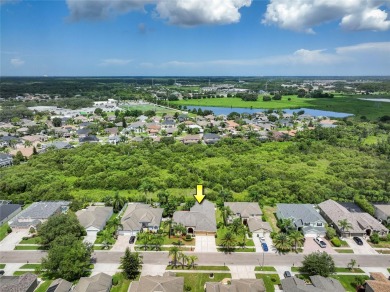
(73, 273, 112, 292)
(46, 278, 72, 292)
(0, 153, 13, 167)
(281, 275, 344, 292)
(173, 200, 216, 235)
(373, 204, 390, 225)
(224, 202, 262, 225)
(276, 204, 326, 237)
(8, 201, 69, 230)
(0, 273, 38, 292)
(247, 218, 272, 238)
(318, 199, 388, 237)
(129, 272, 184, 292)
(119, 203, 163, 236)
(206, 278, 265, 292)
(0, 203, 21, 226)
(76, 206, 113, 231)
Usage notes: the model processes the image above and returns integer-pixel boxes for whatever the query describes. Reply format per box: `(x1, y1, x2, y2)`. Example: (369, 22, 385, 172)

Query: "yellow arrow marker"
(194, 184, 205, 204)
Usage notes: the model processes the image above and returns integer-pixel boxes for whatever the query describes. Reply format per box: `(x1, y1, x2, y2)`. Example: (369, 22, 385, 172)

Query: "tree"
(120, 247, 142, 280)
(220, 206, 233, 227)
(138, 232, 151, 251)
(301, 251, 335, 277)
(163, 218, 174, 238)
(289, 231, 304, 252)
(338, 219, 353, 236)
(52, 117, 62, 127)
(221, 231, 237, 253)
(187, 255, 198, 269)
(229, 218, 243, 234)
(325, 226, 337, 240)
(173, 223, 187, 237)
(106, 217, 123, 235)
(101, 229, 115, 249)
(278, 219, 293, 233)
(41, 234, 92, 281)
(112, 192, 125, 213)
(347, 259, 357, 271)
(169, 246, 180, 266)
(151, 233, 164, 251)
(13, 151, 25, 165)
(273, 233, 291, 253)
(178, 252, 187, 268)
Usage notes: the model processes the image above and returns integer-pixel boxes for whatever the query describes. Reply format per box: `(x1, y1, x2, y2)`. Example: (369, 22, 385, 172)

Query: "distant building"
(46, 278, 73, 292)
(0, 153, 13, 167)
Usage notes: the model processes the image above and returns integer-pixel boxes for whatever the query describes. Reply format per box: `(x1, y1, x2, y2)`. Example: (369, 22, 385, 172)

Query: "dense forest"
(1, 126, 389, 206)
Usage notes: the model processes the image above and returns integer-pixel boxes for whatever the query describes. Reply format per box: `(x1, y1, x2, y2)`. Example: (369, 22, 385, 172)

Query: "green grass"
(110, 273, 132, 292)
(291, 267, 300, 272)
(387, 268, 390, 273)
(19, 236, 41, 244)
(262, 206, 280, 233)
(166, 265, 230, 271)
(0, 264, 5, 269)
(34, 280, 53, 292)
(0, 224, 10, 242)
(216, 227, 254, 247)
(255, 266, 276, 271)
(93, 245, 112, 250)
(291, 267, 364, 273)
(20, 263, 41, 269)
(14, 245, 43, 250)
(255, 274, 281, 292)
(176, 272, 231, 292)
(336, 249, 354, 253)
(162, 235, 195, 246)
(13, 270, 40, 276)
(331, 275, 369, 292)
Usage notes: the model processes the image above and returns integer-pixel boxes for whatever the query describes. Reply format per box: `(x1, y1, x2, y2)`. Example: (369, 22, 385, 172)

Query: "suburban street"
(2, 250, 390, 268)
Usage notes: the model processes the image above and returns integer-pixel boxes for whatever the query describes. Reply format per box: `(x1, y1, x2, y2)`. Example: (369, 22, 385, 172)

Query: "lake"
(186, 106, 353, 118)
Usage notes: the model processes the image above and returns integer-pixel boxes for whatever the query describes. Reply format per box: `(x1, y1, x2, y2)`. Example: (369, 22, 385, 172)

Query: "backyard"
(175, 272, 231, 292)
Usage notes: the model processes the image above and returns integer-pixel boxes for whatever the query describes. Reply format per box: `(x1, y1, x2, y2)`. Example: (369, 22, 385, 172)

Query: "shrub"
(331, 237, 341, 247)
(271, 276, 277, 282)
(307, 161, 316, 167)
(263, 96, 271, 102)
(7, 226, 12, 234)
(261, 215, 267, 222)
(22, 236, 29, 240)
(326, 227, 336, 240)
(370, 233, 380, 244)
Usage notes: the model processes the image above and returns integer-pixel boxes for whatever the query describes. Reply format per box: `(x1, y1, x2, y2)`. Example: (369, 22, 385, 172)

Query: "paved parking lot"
(0, 229, 29, 251)
(303, 237, 336, 254)
(228, 265, 256, 279)
(344, 237, 377, 254)
(195, 236, 217, 252)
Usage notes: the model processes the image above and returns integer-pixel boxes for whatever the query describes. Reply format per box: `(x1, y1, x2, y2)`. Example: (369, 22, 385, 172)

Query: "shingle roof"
(281, 276, 344, 292)
(121, 203, 163, 231)
(128, 274, 184, 292)
(365, 272, 390, 291)
(247, 218, 272, 233)
(373, 204, 390, 216)
(73, 273, 112, 292)
(205, 279, 265, 292)
(276, 204, 326, 227)
(0, 204, 21, 222)
(0, 273, 37, 292)
(224, 202, 262, 218)
(47, 278, 73, 292)
(76, 206, 113, 230)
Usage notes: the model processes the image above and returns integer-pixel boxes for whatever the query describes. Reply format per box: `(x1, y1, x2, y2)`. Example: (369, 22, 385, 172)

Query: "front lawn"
(34, 280, 53, 292)
(255, 266, 276, 272)
(0, 264, 5, 269)
(336, 249, 354, 253)
(291, 267, 364, 273)
(19, 236, 41, 244)
(20, 263, 41, 269)
(162, 234, 195, 246)
(255, 274, 280, 292)
(166, 265, 230, 271)
(176, 272, 231, 292)
(110, 272, 132, 292)
(0, 224, 10, 242)
(331, 275, 369, 292)
(216, 227, 254, 247)
(14, 245, 44, 250)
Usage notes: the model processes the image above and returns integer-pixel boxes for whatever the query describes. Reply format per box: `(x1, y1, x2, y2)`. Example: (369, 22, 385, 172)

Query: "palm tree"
(138, 232, 151, 251)
(106, 217, 123, 235)
(169, 246, 180, 267)
(178, 252, 187, 269)
(273, 233, 291, 253)
(338, 219, 353, 236)
(173, 223, 186, 237)
(289, 231, 304, 252)
(220, 206, 233, 227)
(100, 229, 114, 250)
(221, 231, 237, 253)
(348, 259, 357, 271)
(151, 233, 164, 251)
(229, 218, 242, 234)
(112, 192, 125, 213)
(163, 218, 174, 238)
(187, 255, 198, 269)
(278, 219, 293, 233)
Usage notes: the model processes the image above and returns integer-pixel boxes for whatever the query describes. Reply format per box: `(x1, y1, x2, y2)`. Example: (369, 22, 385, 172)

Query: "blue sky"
(1, 0, 390, 76)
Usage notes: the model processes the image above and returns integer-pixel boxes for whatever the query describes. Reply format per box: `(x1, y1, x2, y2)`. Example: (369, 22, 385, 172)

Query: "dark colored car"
(129, 236, 136, 244)
(261, 242, 269, 252)
(0, 270, 4, 275)
(284, 271, 292, 278)
(353, 236, 363, 245)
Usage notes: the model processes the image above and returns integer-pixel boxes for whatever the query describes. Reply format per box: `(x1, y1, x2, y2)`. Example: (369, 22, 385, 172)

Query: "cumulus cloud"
(10, 58, 25, 67)
(66, 0, 153, 21)
(336, 41, 390, 54)
(154, 0, 252, 26)
(262, 0, 390, 32)
(99, 58, 132, 66)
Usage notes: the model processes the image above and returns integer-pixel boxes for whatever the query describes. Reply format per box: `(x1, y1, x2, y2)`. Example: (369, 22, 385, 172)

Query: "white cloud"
(262, 0, 390, 32)
(154, 0, 252, 26)
(99, 58, 132, 66)
(66, 0, 153, 21)
(336, 41, 390, 54)
(10, 58, 25, 67)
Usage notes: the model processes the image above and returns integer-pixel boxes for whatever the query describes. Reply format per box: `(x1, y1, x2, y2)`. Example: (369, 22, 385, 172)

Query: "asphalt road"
(2, 251, 390, 267)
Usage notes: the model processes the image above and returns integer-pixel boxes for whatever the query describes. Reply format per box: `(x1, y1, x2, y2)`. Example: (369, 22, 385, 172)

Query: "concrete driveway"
(0, 229, 29, 251)
(303, 237, 336, 254)
(141, 264, 167, 276)
(228, 265, 256, 279)
(84, 231, 97, 245)
(254, 234, 274, 253)
(91, 263, 120, 276)
(111, 235, 131, 252)
(195, 236, 217, 252)
(344, 237, 377, 254)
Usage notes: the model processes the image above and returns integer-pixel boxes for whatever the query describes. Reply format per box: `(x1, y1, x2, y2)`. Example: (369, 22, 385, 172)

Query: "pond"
(186, 106, 353, 118)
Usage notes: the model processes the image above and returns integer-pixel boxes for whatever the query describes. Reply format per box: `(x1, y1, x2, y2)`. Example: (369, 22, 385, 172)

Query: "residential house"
(187, 124, 203, 133)
(108, 135, 120, 145)
(206, 278, 265, 292)
(281, 276, 344, 292)
(137, 115, 148, 122)
(203, 133, 221, 145)
(16, 127, 29, 136)
(373, 204, 390, 225)
(147, 123, 161, 135)
(76, 128, 92, 137)
(0, 203, 22, 226)
(76, 206, 113, 243)
(276, 204, 326, 237)
(161, 119, 176, 129)
(364, 272, 390, 292)
(73, 273, 112, 292)
(173, 199, 217, 235)
(46, 278, 73, 292)
(119, 203, 163, 236)
(10, 147, 34, 159)
(177, 114, 189, 122)
(79, 135, 99, 144)
(226, 120, 239, 131)
(0, 135, 20, 147)
(318, 199, 388, 237)
(224, 202, 262, 225)
(0, 153, 13, 167)
(247, 218, 272, 238)
(129, 272, 184, 292)
(126, 122, 146, 133)
(104, 127, 118, 136)
(0, 273, 38, 292)
(41, 141, 73, 151)
(9, 201, 70, 230)
(181, 134, 201, 144)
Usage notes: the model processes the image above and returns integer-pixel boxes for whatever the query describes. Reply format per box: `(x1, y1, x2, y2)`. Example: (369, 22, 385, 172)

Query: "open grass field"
(176, 272, 231, 292)
(121, 104, 179, 115)
(172, 94, 390, 120)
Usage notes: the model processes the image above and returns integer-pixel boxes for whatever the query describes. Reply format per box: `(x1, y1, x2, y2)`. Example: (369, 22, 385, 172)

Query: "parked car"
(353, 236, 363, 245)
(314, 237, 327, 248)
(284, 271, 292, 278)
(129, 236, 136, 244)
(0, 270, 4, 275)
(259, 236, 265, 242)
(261, 242, 269, 252)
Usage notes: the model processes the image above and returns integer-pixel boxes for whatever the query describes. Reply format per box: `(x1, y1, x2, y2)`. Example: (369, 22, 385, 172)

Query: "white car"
(314, 237, 327, 248)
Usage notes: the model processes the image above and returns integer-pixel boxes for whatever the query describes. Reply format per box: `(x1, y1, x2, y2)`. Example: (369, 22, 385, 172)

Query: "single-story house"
(79, 135, 99, 144)
(0, 203, 22, 226)
(46, 278, 73, 292)
(76, 206, 113, 243)
(203, 133, 221, 145)
(206, 278, 265, 292)
(373, 204, 390, 225)
(224, 202, 262, 225)
(364, 272, 390, 292)
(161, 120, 176, 129)
(9, 201, 70, 230)
(281, 276, 344, 292)
(129, 272, 184, 292)
(173, 199, 216, 235)
(73, 273, 112, 292)
(276, 204, 326, 237)
(318, 199, 388, 237)
(247, 218, 273, 238)
(0, 273, 38, 292)
(41, 141, 72, 151)
(0, 153, 13, 167)
(119, 203, 163, 236)
(108, 135, 120, 145)
(181, 134, 201, 144)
